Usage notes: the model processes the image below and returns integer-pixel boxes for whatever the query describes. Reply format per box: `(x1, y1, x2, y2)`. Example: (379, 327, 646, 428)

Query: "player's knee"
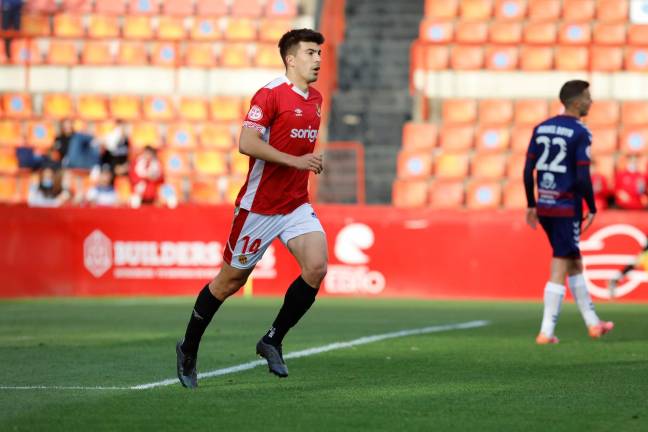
(302, 261, 327, 286)
(209, 274, 247, 300)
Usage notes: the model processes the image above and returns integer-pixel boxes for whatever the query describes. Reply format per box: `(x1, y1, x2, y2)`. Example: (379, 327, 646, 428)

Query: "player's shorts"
(538, 215, 581, 258)
(223, 203, 324, 269)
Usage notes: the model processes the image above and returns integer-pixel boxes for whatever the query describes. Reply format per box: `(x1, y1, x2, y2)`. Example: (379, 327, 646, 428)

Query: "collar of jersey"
(281, 75, 309, 99)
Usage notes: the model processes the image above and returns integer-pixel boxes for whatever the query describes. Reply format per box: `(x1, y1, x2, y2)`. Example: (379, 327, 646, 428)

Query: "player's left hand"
(526, 207, 538, 230)
(582, 212, 596, 233)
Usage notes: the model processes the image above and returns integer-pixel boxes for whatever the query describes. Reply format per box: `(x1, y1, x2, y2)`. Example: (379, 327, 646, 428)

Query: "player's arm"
(523, 135, 538, 229)
(575, 130, 597, 231)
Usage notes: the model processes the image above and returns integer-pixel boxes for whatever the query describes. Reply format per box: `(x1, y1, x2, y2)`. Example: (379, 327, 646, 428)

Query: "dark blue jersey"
(526, 115, 592, 217)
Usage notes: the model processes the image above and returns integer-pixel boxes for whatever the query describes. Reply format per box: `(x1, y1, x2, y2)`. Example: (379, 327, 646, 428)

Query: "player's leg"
(567, 259, 614, 338)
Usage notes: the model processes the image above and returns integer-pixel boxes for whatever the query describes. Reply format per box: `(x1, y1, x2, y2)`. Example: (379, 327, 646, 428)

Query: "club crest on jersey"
(294, 108, 303, 117)
(315, 104, 321, 117)
(248, 105, 263, 121)
(238, 255, 248, 265)
(541, 172, 556, 190)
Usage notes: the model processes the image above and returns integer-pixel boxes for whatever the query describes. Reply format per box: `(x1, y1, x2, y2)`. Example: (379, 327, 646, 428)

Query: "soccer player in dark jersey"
(524, 80, 614, 344)
(176, 29, 326, 388)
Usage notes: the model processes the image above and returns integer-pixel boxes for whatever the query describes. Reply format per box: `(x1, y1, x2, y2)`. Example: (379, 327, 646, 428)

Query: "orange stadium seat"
(77, 95, 108, 121)
(95, 0, 128, 14)
(419, 20, 454, 44)
(628, 25, 648, 46)
(460, 0, 493, 21)
(425, 0, 458, 19)
(194, 150, 228, 176)
(589, 127, 618, 155)
(190, 178, 222, 205)
(123, 16, 154, 39)
(621, 101, 648, 126)
(26, 121, 56, 149)
(596, 0, 629, 23)
(224, 18, 258, 41)
(625, 48, 648, 71)
(225, 176, 245, 203)
(95, 120, 116, 138)
(53, 14, 84, 38)
(200, 124, 234, 150)
(591, 47, 623, 72)
(485, 46, 518, 70)
(503, 182, 526, 209)
(443, 100, 478, 125)
(467, 181, 502, 209)
(429, 180, 464, 209)
(528, 0, 561, 22)
(60, 0, 93, 12)
(185, 43, 217, 67)
(131, 122, 162, 149)
(471, 153, 507, 179)
(397, 151, 433, 180)
(392, 179, 429, 208)
(514, 100, 548, 126)
(523, 22, 557, 44)
(494, 0, 527, 20)
(157, 17, 187, 41)
(143, 96, 175, 121)
(24, 0, 57, 13)
(255, 43, 284, 68)
(585, 100, 619, 127)
(549, 100, 563, 116)
(455, 22, 488, 44)
(82, 41, 114, 65)
(160, 149, 192, 176)
(151, 42, 178, 66)
(421, 45, 450, 70)
(9, 39, 41, 64)
(475, 127, 510, 153)
(402, 123, 437, 152)
(0, 121, 23, 146)
(191, 19, 222, 41)
(220, 43, 251, 67)
(265, 0, 297, 18)
(2, 94, 32, 119)
(114, 176, 131, 202)
(558, 23, 591, 45)
(211, 97, 243, 122)
(620, 128, 648, 155)
(450, 46, 484, 70)
(21, 14, 50, 37)
(554, 46, 587, 71)
(196, 0, 229, 16)
(167, 123, 198, 149)
(562, 0, 595, 21)
(510, 126, 533, 153)
(0, 176, 18, 203)
(0, 148, 19, 174)
(230, 149, 250, 176)
(506, 153, 527, 180)
(593, 23, 627, 45)
(479, 99, 513, 125)
(162, 0, 195, 16)
(117, 41, 148, 65)
(179, 98, 209, 121)
(47, 40, 78, 65)
(87, 14, 120, 39)
(230, 0, 264, 18)
(439, 126, 474, 152)
(489, 21, 522, 44)
(43, 94, 74, 119)
(129, 0, 158, 15)
(0, 48, 6, 64)
(434, 153, 470, 179)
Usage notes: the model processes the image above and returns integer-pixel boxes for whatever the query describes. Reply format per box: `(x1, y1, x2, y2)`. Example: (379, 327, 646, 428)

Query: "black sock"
(181, 284, 222, 356)
(263, 276, 318, 346)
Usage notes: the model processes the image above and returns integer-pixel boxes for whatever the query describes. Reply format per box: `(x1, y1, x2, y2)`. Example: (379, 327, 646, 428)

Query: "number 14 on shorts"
(241, 236, 261, 254)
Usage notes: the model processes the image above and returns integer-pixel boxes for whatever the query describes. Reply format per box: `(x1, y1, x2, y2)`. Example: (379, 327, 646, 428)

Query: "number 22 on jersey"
(535, 135, 567, 173)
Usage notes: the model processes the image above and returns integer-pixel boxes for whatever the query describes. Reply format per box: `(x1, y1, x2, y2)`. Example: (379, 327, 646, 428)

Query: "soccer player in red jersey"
(176, 29, 326, 388)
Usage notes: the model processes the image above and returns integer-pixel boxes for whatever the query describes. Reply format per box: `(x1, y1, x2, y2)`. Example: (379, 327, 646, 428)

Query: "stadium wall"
(1, 205, 647, 301)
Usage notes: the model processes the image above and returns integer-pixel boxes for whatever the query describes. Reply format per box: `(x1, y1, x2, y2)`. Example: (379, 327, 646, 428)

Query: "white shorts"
(223, 203, 324, 269)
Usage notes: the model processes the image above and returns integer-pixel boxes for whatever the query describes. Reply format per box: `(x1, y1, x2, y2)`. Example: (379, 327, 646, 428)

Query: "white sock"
(568, 274, 600, 327)
(540, 282, 566, 337)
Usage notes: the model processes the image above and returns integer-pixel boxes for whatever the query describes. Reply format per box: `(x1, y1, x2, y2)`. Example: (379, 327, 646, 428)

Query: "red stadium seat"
(419, 20, 454, 44)
(595, 0, 629, 23)
(196, 0, 229, 16)
(424, 0, 458, 19)
(592, 23, 626, 45)
(160, 149, 192, 176)
(157, 17, 187, 41)
(506, 153, 527, 180)
(95, 0, 128, 14)
(402, 123, 437, 152)
(224, 18, 257, 41)
(211, 97, 243, 122)
(585, 100, 619, 127)
(479, 99, 513, 126)
(131, 122, 162, 149)
(259, 18, 292, 43)
(53, 14, 84, 38)
(523, 22, 557, 43)
(392, 179, 429, 208)
(110, 95, 141, 121)
(0, 148, 19, 174)
(231, 0, 263, 18)
(485, 46, 518, 70)
(503, 182, 526, 208)
(255, 43, 284, 68)
(628, 25, 648, 46)
(434, 152, 470, 179)
(471, 153, 507, 179)
(26, 120, 56, 149)
(489, 21, 523, 44)
(514, 100, 548, 126)
(450, 46, 484, 70)
(129, 0, 158, 15)
(0, 120, 23, 147)
(190, 178, 223, 205)
(625, 48, 648, 71)
(466, 180, 502, 209)
(167, 123, 198, 149)
(265, 0, 297, 18)
(455, 22, 488, 44)
(77, 95, 109, 121)
(474, 127, 510, 153)
(460, 0, 493, 21)
(81, 41, 114, 65)
(194, 150, 228, 176)
(397, 151, 433, 180)
(554, 46, 588, 71)
(562, 0, 595, 21)
(43, 94, 74, 119)
(87, 14, 120, 39)
(439, 126, 475, 152)
(429, 180, 464, 209)
(47, 40, 78, 65)
(494, 0, 527, 20)
(2, 93, 32, 119)
(179, 97, 209, 121)
(191, 18, 222, 41)
(591, 47, 623, 72)
(519, 47, 553, 70)
(200, 124, 234, 150)
(21, 14, 50, 37)
(558, 23, 591, 45)
(621, 101, 648, 126)
(528, 0, 561, 22)
(151, 42, 178, 66)
(620, 127, 648, 155)
(123, 16, 154, 39)
(185, 43, 217, 67)
(442, 99, 478, 124)
(143, 95, 175, 121)
(221, 43, 252, 67)
(589, 127, 618, 155)
(510, 126, 533, 153)
(162, 0, 195, 16)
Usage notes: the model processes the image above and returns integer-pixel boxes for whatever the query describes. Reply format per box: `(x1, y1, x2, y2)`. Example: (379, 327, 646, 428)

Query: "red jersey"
(236, 76, 322, 215)
(614, 170, 647, 210)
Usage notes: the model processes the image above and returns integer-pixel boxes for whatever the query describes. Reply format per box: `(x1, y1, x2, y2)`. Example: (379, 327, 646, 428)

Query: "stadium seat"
(95, 0, 128, 14)
(178, 98, 209, 121)
(82, 41, 114, 65)
(0, 148, 19, 174)
(95, 120, 116, 138)
(53, 14, 84, 38)
(494, 0, 527, 20)
(21, 14, 50, 37)
(595, 0, 629, 23)
(514, 100, 548, 126)
(460, 0, 493, 21)
(162, 0, 195, 16)
(157, 17, 187, 41)
(191, 19, 222, 41)
(593, 154, 615, 184)
(450, 46, 484, 70)
(558, 23, 591, 45)
(506, 153, 527, 180)
(455, 22, 488, 44)
(471, 153, 507, 179)
(47, 40, 78, 65)
(585, 100, 619, 127)
(160, 178, 185, 205)
(224, 176, 245, 203)
(510, 126, 533, 153)
(24, 0, 57, 14)
(528, 0, 561, 21)
(185, 43, 217, 67)
(562, 0, 595, 21)
(26, 120, 56, 149)
(621, 101, 648, 126)
(2, 94, 32, 119)
(434, 153, 470, 179)
(475, 127, 510, 153)
(588, 127, 618, 155)
(479, 99, 513, 125)
(421, 45, 450, 70)
(9, 39, 41, 64)
(230, 148, 250, 176)
(397, 151, 433, 180)
(230, 0, 264, 18)
(439, 126, 474, 152)
(554, 46, 588, 70)
(211, 97, 243, 122)
(143, 96, 175, 121)
(503, 182, 526, 209)
(592, 23, 626, 45)
(625, 47, 648, 71)
(129, 0, 158, 15)
(160, 149, 192, 176)
(523, 22, 557, 43)
(88, 14, 120, 39)
(130, 122, 161, 149)
(151, 42, 178, 66)
(466, 180, 502, 209)
(419, 20, 454, 44)
(43, 94, 74, 119)
(220, 43, 251, 67)
(194, 150, 228, 176)
(402, 122, 437, 152)
(590, 46, 623, 72)
(123, 16, 154, 40)
(429, 180, 464, 209)
(620, 128, 648, 155)
(190, 178, 222, 204)
(443, 99, 478, 124)
(117, 41, 148, 65)
(196, 0, 229, 16)
(200, 124, 234, 150)
(224, 18, 258, 41)
(255, 43, 284, 68)
(77, 95, 109, 121)
(265, 0, 297, 18)
(489, 21, 523, 44)
(0, 176, 18, 203)
(425, 0, 458, 19)
(392, 179, 429, 208)
(549, 100, 564, 116)
(485, 46, 518, 70)
(0, 120, 23, 147)
(628, 25, 648, 46)
(167, 123, 197, 149)
(60, 0, 93, 12)
(114, 176, 132, 202)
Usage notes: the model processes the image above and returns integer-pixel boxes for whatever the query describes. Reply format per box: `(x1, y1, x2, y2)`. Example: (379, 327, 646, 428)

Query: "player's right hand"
(526, 207, 538, 230)
(294, 153, 323, 174)
(582, 212, 596, 233)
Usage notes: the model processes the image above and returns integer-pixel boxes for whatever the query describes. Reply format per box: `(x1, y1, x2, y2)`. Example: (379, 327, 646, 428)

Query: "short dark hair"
(278, 28, 325, 67)
(559, 80, 590, 107)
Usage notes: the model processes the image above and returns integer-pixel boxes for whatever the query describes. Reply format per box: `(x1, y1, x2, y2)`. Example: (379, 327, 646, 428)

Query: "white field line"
(0, 320, 490, 391)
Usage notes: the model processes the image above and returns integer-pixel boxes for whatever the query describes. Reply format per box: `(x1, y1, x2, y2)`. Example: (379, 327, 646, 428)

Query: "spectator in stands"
(53, 119, 74, 163)
(97, 119, 130, 176)
(590, 159, 611, 211)
(614, 155, 647, 210)
(63, 123, 101, 170)
(27, 166, 71, 207)
(128, 146, 164, 207)
(85, 165, 118, 207)
(1, 0, 23, 60)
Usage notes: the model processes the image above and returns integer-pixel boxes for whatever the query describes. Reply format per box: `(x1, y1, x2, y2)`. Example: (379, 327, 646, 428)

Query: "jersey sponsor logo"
(540, 172, 557, 190)
(248, 105, 263, 121)
(290, 127, 318, 143)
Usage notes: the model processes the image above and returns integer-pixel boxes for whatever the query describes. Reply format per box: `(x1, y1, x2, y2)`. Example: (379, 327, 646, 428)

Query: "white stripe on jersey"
(240, 158, 266, 210)
(264, 76, 288, 89)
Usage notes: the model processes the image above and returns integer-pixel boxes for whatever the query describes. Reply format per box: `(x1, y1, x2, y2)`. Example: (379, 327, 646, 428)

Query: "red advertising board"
(1, 205, 647, 301)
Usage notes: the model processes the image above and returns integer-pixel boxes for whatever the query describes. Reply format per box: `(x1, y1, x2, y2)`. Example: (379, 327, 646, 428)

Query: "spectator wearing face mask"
(614, 155, 647, 210)
(27, 166, 71, 207)
(85, 165, 119, 207)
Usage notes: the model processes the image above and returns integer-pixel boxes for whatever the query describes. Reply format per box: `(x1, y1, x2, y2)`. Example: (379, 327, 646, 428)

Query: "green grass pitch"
(1, 297, 647, 431)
